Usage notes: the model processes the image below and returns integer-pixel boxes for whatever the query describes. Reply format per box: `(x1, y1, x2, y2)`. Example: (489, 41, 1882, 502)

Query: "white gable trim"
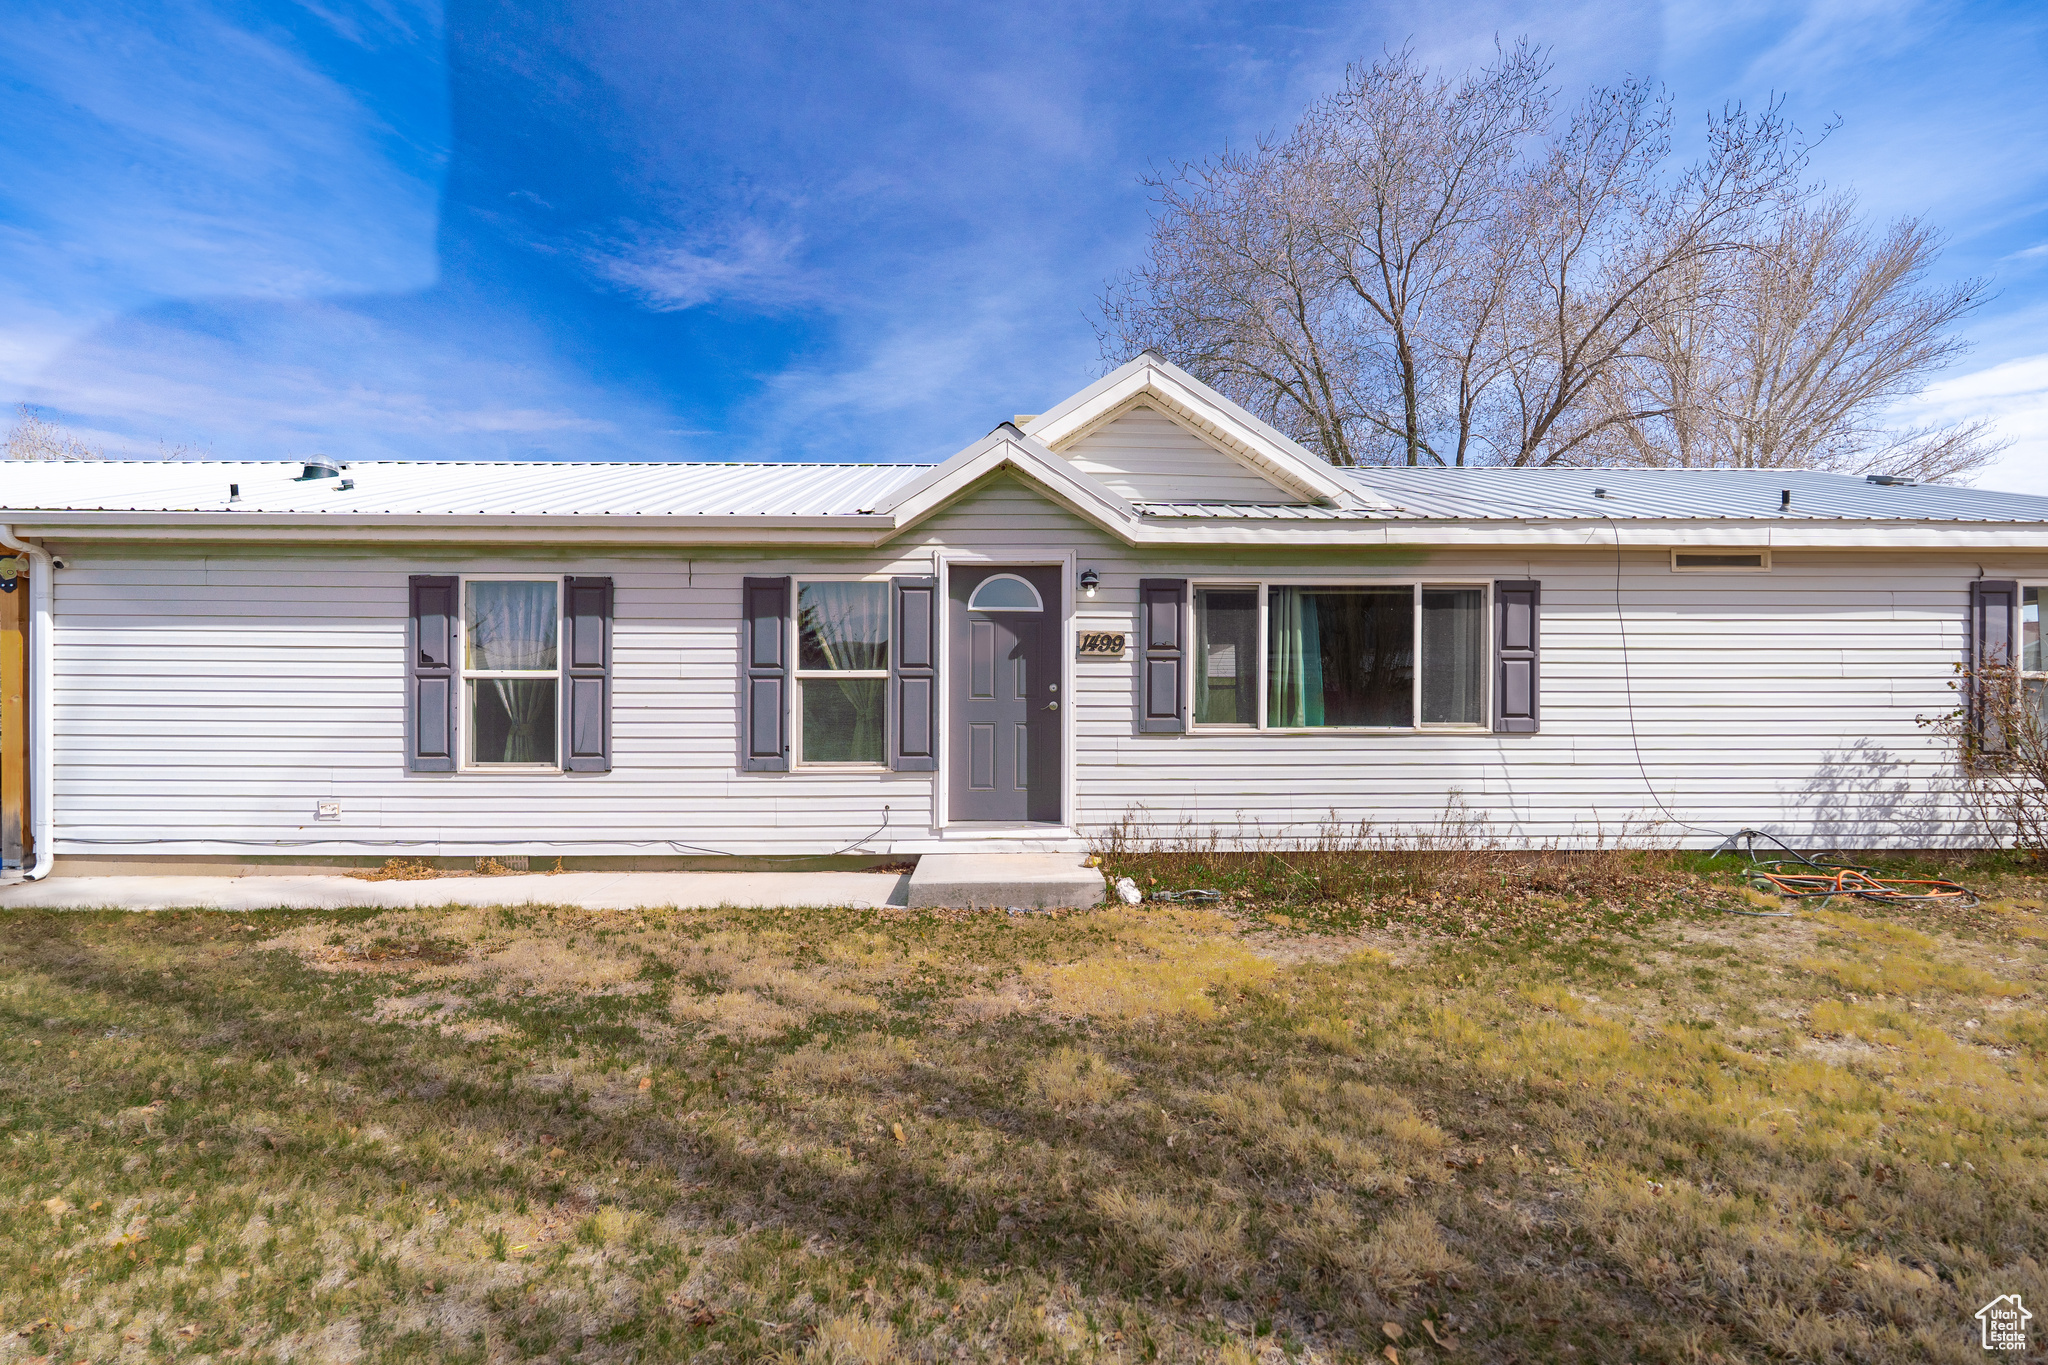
(1022, 355, 1388, 510)
(866, 428, 1144, 542)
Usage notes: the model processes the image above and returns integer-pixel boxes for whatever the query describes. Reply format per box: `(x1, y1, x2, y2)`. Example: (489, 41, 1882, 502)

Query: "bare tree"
(1596, 197, 2001, 481)
(1101, 48, 1991, 479)
(1101, 44, 1549, 465)
(1494, 87, 1804, 466)
(1296, 42, 1550, 465)
(5, 404, 102, 461)
(1099, 138, 1372, 463)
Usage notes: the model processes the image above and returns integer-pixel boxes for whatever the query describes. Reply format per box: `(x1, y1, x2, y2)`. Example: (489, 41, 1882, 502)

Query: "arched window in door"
(966, 573, 1044, 612)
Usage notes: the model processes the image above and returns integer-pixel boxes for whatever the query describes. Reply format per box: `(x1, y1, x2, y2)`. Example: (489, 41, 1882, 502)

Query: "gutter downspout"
(0, 527, 53, 879)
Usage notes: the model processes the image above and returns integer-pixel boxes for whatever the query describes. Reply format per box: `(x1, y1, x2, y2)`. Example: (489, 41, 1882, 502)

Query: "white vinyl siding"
(1058, 405, 1295, 504)
(42, 473, 2032, 855)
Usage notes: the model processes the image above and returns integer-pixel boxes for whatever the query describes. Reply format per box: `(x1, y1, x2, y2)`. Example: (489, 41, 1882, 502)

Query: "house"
(1, 355, 2044, 879)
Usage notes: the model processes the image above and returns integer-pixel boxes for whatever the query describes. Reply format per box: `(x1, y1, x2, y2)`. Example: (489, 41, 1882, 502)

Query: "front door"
(948, 565, 1061, 823)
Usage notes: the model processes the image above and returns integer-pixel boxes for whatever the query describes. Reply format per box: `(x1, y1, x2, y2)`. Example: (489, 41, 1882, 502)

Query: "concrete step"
(906, 853, 1105, 910)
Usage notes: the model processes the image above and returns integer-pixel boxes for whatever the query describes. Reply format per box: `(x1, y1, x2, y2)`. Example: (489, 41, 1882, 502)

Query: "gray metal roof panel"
(0, 461, 931, 516)
(6, 458, 2047, 526)
(1131, 502, 1388, 520)
(1339, 466, 2048, 522)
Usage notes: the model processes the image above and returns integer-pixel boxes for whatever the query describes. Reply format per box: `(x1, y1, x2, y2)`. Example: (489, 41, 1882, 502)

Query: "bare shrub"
(1921, 661, 2048, 858)
(1093, 799, 1679, 907)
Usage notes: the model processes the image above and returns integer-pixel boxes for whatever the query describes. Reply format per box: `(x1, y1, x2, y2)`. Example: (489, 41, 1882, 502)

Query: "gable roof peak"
(1022, 355, 1392, 511)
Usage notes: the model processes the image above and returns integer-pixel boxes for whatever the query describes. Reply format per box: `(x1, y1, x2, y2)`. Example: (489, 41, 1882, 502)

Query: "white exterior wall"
(42, 475, 2038, 857)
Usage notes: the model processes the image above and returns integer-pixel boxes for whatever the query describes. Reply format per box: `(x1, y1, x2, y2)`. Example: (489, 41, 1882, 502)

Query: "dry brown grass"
(2, 859, 2045, 1363)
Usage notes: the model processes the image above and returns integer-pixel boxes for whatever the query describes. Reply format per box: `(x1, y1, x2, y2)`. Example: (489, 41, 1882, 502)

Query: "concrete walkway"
(0, 870, 910, 913)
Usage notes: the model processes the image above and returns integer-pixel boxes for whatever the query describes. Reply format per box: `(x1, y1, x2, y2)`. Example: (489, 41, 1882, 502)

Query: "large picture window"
(1190, 582, 1487, 731)
(795, 580, 889, 765)
(464, 579, 559, 766)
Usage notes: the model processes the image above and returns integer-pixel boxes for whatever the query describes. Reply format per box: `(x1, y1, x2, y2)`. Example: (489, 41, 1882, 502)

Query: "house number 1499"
(1076, 632, 1128, 658)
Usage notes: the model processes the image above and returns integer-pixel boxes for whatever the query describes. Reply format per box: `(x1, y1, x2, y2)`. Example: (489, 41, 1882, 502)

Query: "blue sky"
(4, 0, 2047, 487)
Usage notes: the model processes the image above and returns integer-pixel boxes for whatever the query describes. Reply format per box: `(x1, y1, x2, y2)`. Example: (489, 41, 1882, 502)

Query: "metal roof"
(4, 457, 2047, 527)
(1132, 502, 1386, 520)
(1340, 465, 2048, 522)
(0, 460, 929, 517)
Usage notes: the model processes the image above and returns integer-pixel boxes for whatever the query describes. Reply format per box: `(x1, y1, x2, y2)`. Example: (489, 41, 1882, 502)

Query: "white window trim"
(791, 576, 892, 771)
(1670, 548, 1771, 572)
(2023, 585, 2047, 684)
(1186, 578, 1493, 734)
(457, 573, 565, 773)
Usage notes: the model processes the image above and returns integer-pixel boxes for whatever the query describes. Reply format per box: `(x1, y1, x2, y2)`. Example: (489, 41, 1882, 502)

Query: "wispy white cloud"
(1898, 352, 2048, 493)
(586, 222, 819, 312)
(0, 2, 446, 312)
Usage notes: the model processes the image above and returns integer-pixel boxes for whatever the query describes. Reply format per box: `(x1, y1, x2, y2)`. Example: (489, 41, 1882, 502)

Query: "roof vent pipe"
(294, 459, 342, 481)
(1780, 489, 1793, 511)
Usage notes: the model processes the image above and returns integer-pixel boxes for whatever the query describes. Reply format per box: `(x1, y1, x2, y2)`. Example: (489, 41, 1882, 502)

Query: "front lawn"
(2, 852, 2044, 1363)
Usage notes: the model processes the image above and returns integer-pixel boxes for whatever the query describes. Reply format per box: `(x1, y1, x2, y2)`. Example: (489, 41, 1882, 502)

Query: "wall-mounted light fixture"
(1078, 567, 1100, 598)
(0, 557, 21, 594)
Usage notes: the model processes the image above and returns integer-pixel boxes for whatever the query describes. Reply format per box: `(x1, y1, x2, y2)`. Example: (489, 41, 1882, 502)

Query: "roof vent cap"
(294, 459, 342, 481)
(1592, 487, 1609, 499)
(1866, 473, 1915, 487)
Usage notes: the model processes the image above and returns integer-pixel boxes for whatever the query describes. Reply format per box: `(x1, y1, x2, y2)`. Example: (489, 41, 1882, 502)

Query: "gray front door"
(948, 565, 1061, 823)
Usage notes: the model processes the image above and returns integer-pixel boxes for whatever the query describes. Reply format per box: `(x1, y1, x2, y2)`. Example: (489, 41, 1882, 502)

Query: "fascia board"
(1017, 354, 1154, 437)
(877, 440, 1143, 544)
(0, 512, 903, 547)
(857, 431, 1008, 514)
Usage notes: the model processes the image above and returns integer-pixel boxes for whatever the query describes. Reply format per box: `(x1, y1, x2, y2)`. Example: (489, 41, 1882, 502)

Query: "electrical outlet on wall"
(315, 800, 341, 821)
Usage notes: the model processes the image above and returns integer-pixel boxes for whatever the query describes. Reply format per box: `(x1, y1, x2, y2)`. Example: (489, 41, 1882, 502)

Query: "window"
(1195, 588, 1257, 725)
(1421, 588, 1485, 724)
(2025, 588, 2046, 720)
(795, 580, 889, 765)
(1269, 587, 1412, 726)
(967, 573, 1043, 611)
(464, 579, 559, 766)
(1190, 582, 1488, 731)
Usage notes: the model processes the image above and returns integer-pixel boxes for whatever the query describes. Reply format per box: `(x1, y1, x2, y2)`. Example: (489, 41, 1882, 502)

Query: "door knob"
(1045, 701, 1059, 711)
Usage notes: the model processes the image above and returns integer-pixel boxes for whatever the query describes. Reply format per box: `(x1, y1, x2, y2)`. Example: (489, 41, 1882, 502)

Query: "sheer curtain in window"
(467, 581, 558, 764)
(1267, 588, 1325, 727)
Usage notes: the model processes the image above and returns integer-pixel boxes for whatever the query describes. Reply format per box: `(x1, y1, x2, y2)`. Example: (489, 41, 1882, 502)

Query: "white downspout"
(0, 526, 53, 879)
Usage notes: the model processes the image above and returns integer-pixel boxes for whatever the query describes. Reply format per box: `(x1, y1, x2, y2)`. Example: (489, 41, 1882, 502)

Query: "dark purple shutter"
(406, 575, 458, 771)
(562, 576, 613, 773)
(1138, 578, 1186, 733)
(742, 576, 790, 771)
(1969, 579, 2018, 750)
(1493, 580, 1540, 734)
(891, 576, 938, 771)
